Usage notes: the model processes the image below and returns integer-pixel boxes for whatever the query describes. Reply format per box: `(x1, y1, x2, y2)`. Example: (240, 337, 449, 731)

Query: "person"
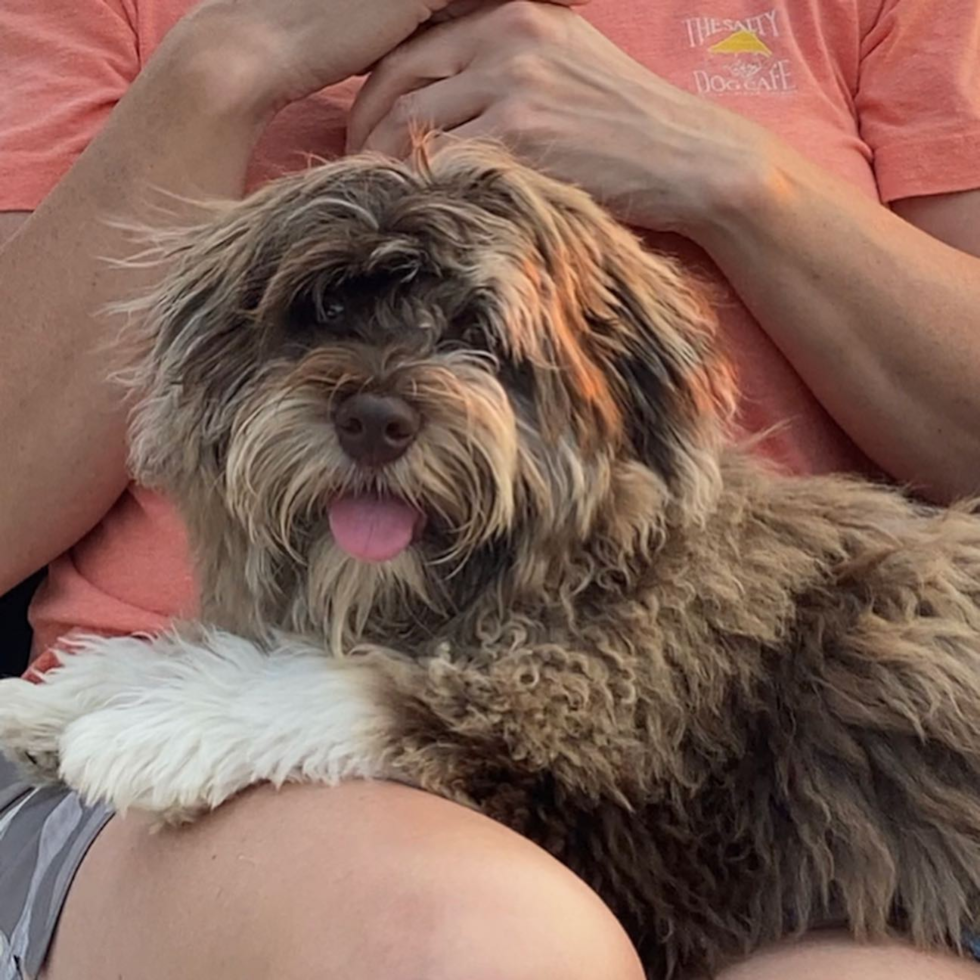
(1, 0, 978, 976)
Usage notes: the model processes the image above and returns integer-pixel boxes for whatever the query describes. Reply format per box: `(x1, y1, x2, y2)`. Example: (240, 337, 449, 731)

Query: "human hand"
(347, 2, 778, 236)
(170, 0, 589, 120)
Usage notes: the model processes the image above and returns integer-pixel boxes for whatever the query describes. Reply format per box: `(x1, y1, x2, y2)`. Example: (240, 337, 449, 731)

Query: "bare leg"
(718, 932, 980, 980)
(42, 780, 645, 980)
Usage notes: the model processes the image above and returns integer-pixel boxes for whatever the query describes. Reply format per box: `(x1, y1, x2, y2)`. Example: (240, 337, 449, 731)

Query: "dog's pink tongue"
(328, 496, 420, 563)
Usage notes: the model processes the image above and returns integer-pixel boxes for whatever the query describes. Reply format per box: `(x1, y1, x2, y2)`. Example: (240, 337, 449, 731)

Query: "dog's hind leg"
(767, 525, 980, 956)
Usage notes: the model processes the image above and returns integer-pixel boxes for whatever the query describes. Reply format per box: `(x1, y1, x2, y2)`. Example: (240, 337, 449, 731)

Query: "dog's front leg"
(2, 630, 403, 824)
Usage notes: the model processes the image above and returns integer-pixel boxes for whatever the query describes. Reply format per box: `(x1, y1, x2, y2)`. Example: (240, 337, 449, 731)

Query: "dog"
(4, 142, 980, 978)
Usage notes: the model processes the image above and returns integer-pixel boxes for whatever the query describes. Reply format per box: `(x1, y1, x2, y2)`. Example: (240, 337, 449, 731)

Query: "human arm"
(0, 25, 269, 596)
(690, 167, 980, 503)
(347, 2, 980, 502)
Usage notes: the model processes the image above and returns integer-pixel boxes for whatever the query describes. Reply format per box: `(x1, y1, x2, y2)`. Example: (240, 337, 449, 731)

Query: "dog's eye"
(284, 292, 353, 337)
(316, 299, 346, 324)
(460, 325, 485, 348)
(444, 321, 494, 353)
(439, 291, 498, 352)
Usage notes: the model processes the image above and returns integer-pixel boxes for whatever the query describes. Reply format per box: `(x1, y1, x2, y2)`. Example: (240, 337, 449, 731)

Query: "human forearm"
(689, 147, 980, 502)
(0, 29, 272, 593)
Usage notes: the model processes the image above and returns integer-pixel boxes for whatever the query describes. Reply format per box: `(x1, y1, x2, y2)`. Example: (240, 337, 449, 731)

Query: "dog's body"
(4, 144, 980, 977)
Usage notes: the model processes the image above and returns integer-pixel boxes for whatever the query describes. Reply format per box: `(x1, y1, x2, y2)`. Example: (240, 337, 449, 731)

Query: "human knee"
(421, 862, 646, 980)
(265, 787, 644, 980)
(715, 933, 980, 980)
(44, 780, 643, 980)
(281, 865, 644, 980)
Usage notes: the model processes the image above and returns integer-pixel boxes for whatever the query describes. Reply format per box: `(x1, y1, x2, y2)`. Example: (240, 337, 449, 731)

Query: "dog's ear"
(427, 142, 736, 502)
(578, 223, 737, 489)
(114, 158, 405, 486)
(111, 201, 282, 488)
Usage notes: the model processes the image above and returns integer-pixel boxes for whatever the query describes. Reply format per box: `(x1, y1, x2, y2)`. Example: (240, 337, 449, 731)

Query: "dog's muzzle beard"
(207, 346, 529, 653)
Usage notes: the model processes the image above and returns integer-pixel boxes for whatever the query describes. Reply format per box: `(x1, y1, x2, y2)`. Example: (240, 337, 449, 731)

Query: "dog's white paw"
(0, 634, 177, 785)
(52, 630, 400, 821)
(0, 678, 66, 782)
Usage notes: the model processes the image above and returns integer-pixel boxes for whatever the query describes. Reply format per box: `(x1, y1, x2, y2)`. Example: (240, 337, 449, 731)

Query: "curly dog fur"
(4, 142, 980, 977)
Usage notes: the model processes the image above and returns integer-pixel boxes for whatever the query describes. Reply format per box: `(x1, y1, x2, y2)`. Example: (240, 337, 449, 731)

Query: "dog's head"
(125, 143, 734, 645)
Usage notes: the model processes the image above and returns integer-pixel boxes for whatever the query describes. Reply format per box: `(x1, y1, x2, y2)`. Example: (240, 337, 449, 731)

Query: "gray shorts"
(0, 755, 112, 980)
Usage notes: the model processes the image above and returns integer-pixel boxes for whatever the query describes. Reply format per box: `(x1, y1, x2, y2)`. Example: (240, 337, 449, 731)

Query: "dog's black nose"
(334, 393, 420, 466)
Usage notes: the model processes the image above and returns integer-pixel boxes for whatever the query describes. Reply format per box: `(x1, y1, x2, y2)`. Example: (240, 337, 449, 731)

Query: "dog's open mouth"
(328, 494, 427, 563)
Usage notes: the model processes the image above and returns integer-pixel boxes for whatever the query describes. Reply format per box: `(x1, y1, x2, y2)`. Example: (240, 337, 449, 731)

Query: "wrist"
(680, 134, 802, 247)
(87, 16, 287, 202)
(147, 10, 294, 131)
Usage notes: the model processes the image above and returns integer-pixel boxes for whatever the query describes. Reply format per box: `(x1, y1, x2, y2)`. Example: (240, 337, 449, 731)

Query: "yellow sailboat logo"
(708, 29, 773, 57)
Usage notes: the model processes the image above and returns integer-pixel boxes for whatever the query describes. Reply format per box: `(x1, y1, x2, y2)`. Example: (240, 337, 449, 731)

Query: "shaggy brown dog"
(4, 143, 980, 978)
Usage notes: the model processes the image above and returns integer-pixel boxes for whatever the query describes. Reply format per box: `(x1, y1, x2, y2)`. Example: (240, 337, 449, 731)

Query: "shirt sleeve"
(0, 0, 140, 211)
(856, 0, 980, 203)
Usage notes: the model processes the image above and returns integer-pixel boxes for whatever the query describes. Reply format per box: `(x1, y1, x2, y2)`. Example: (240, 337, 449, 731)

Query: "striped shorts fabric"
(0, 755, 112, 980)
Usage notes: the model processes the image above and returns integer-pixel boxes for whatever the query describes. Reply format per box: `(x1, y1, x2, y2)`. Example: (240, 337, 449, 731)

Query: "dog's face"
(127, 144, 733, 644)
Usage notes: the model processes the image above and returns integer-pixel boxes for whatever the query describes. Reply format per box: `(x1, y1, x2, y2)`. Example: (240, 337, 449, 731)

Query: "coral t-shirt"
(2, 0, 979, 655)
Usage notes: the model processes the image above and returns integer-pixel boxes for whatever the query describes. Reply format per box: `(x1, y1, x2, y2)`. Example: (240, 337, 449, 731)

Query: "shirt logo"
(683, 9, 796, 96)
